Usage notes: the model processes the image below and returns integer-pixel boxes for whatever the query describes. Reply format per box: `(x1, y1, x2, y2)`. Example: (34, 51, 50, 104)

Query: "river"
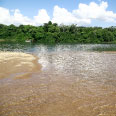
(0, 43, 116, 116)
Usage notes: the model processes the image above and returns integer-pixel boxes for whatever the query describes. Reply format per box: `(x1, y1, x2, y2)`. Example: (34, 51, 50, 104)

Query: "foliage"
(0, 21, 116, 44)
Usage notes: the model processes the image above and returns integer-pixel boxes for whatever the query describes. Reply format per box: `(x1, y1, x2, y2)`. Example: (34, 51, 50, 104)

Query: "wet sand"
(0, 52, 116, 116)
(0, 52, 41, 79)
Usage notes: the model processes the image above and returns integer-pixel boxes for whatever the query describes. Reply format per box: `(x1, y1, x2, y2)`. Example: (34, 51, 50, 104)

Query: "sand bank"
(0, 52, 41, 79)
(103, 51, 116, 54)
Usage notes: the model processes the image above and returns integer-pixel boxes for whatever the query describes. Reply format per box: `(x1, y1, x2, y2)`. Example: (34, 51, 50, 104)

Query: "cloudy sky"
(0, 0, 116, 27)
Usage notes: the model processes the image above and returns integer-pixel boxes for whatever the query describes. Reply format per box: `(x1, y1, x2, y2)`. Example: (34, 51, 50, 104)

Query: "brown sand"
(103, 51, 116, 54)
(0, 52, 41, 79)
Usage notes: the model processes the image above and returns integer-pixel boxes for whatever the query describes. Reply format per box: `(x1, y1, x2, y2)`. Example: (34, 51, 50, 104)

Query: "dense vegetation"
(0, 21, 116, 44)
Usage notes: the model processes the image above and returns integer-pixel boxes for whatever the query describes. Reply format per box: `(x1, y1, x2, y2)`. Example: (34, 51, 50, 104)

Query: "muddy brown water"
(0, 44, 116, 116)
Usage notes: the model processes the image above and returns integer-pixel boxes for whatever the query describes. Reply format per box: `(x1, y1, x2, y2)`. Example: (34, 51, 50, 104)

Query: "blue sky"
(0, 0, 116, 27)
(1, 0, 116, 17)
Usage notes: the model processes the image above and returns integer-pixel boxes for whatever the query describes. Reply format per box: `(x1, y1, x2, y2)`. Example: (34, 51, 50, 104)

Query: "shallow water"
(0, 43, 116, 116)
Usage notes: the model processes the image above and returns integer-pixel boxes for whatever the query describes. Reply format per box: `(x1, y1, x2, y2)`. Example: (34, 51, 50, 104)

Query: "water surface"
(0, 43, 116, 116)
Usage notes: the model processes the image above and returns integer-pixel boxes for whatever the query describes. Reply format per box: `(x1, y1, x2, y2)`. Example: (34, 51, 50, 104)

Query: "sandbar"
(0, 52, 41, 79)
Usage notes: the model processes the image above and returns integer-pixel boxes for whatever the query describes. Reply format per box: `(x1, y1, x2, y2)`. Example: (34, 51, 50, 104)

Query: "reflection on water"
(0, 43, 116, 116)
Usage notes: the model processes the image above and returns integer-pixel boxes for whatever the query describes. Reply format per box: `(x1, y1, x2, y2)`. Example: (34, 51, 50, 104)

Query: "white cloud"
(52, 5, 91, 25)
(0, 1, 116, 26)
(73, 1, 116, 23)
(13, 9, 33, 25)
(0, 7, 50, 26)
(0, 7, 33, 25)
(0, 7, 11, 25)
(34, 9, 50, 25)
(53, 5, 91, 25)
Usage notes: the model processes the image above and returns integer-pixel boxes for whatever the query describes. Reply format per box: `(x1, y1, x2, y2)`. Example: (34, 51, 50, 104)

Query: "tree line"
(0, 21, 116, 44)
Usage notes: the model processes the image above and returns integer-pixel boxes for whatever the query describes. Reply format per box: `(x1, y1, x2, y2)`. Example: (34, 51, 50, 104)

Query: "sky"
(0, 0, 116, 27)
